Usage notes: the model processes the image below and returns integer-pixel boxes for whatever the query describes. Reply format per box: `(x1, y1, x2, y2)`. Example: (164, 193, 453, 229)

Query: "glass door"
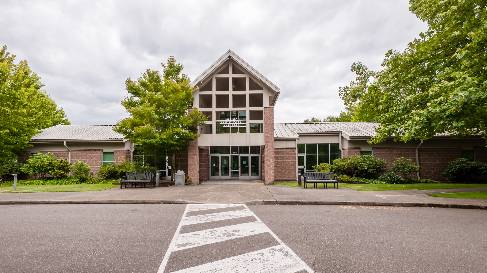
(210, 156, 219, 177)
(220, 156, 230, 177)
(231, 155, 239, 178)
(250, 156, 260, 177)
(240, 156, 249, 177)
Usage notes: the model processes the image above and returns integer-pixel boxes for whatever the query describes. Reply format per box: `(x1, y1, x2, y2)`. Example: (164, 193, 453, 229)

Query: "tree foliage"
(115, 57, 206, 156)
(0, 45, 68, 172)
(339, 0, 487, 142)
(304, 112, 352, 123)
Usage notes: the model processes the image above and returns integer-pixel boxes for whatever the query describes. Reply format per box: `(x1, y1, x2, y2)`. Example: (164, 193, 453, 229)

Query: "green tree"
(115, 57, 206, 165)
(0, 45, 68, 175)
(339, 0, 487, 143)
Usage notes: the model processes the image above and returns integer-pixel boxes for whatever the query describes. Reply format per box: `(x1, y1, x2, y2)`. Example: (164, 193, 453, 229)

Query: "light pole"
(12, 173, 17, 191)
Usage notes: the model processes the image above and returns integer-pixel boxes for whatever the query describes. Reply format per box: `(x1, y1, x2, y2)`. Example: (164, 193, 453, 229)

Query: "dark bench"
(120, 172, 155, 189)
(300, 172, 338, 189)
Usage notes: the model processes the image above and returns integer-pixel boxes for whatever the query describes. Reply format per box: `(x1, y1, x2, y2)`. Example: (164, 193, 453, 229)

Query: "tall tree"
(0, 45, 68, 175)
(115, 57, 206, 164)
(339, 0, 487, 143)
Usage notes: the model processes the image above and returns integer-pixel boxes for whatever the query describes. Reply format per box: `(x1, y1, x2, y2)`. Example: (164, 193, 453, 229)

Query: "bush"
(332, 155, 386, 179)
(313, 163, 332, 173)
(336, 175, 385, 184)
(442, 158, 487, 182)
(70, 161, 91, 182)
(378, 171, 404, 184)
(20, 153, 70, 178)
(97, 162, 141, 180)
(97, 164, 120, 179)
(391, 157, 419, 180)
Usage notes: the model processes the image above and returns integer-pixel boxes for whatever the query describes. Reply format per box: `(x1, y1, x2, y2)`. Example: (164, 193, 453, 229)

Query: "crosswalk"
(157, 204, 314, 273)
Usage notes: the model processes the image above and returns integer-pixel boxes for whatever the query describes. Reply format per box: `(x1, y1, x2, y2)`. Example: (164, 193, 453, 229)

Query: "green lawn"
(273, 181, 487, 191)
(430, 192, 487, 199)
(0, 183, 116, 193)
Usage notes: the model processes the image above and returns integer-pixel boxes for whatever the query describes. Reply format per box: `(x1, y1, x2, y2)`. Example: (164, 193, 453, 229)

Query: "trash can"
(175, 170, 185, 186)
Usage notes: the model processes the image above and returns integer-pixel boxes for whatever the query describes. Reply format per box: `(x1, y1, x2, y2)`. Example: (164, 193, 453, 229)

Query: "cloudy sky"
(1, 0, 426, 124)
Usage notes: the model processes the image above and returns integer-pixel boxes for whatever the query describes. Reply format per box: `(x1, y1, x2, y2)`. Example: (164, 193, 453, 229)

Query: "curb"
(0, 200, 485, 209)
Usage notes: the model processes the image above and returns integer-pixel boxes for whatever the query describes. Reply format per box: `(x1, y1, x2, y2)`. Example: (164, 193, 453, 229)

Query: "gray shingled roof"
(275, 122, 379, 139)
(32, 125, 125, 141)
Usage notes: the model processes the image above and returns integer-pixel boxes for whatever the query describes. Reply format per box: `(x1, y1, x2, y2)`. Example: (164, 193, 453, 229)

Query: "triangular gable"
(192, 50, 280, 104)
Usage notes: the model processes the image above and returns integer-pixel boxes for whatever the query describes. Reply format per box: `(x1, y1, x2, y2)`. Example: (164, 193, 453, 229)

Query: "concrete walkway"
(0, 182, 486, 208)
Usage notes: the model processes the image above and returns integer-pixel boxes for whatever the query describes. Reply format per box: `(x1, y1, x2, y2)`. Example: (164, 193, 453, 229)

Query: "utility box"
(175, 170, 185, 186)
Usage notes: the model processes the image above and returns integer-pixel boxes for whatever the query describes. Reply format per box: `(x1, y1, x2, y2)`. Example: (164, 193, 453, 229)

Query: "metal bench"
(120, 172, 155, 189)
(301, 172, 338, 189)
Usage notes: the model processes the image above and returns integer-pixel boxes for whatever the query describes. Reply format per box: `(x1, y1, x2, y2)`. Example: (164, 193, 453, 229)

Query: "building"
(28, 125, 132, 173)
(28, 50, 487, 181)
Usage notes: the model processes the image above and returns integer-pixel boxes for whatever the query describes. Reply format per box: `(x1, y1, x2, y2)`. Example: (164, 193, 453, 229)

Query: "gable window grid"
(297, 143, 341, 171)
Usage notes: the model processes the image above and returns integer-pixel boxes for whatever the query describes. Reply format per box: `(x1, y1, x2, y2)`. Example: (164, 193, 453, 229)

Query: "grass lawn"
(429, 192, 487, 199)
(273, 181, 487, 191)
(0, 183, 116, 193)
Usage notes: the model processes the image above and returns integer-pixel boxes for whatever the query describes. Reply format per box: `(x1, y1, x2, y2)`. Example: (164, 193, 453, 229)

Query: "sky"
(0, 0, 426, 124)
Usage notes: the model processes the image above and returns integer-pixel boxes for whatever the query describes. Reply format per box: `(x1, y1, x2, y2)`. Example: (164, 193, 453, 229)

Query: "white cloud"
(0, 0, 426, 124)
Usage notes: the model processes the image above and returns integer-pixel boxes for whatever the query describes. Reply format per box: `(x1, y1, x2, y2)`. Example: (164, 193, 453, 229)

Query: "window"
(210, 146, 230, 154)
(215, 77, 229, 91)
(103, 152, 114, 165)
(216, 95, 229, 108)
(232, 94, 246, 108)
(249, 93, 263, 107)
(249, 110, 263, 120)
(298, 143, 341, 171)
(250, 123, 263, 133)
(199, 94, 212, 108)
(249, 77, 263, 90)
(232, 63, 245, 74)
(239, 146, 249, 154)
(232, 77, 246, 91)
(250, 146, 260, 154)
(216, 111, 231, 120)
(216, 122, 230, 134)
(202, 111, 212, 121)
(360, 150, 372, 156)
(217, 63, 229, 74)
(200, 80, 212, 91)
(200, 124, 212, 134)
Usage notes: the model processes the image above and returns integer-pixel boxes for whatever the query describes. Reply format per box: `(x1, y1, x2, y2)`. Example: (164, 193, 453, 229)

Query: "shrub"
(336, 175, 385, 184)
(391, 157, 419, 180)
(442, 158, 487, 182)
(379, 171, 404, 184)
(20, 153, 70, 178)
(97, 164, 120, 179)
(332, 155, 386, 179)
(313, 163, 332, 173)
(70, 161, 91, 182)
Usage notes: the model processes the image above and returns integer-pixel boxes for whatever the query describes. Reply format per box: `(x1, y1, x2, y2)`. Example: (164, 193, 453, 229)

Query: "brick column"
(263, 107, 275, 184)
(187, 140, 199, 185)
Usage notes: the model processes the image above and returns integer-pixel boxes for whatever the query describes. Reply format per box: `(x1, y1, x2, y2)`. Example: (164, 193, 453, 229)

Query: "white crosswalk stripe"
(157, 204, 314, 273)
(181, 208, 254, 226)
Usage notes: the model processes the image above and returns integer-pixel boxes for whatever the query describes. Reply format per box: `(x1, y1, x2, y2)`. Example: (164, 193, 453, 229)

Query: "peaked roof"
(274, 122, 379, 140)
(31, 125, 125, 142)
(191, 50, 280, 104)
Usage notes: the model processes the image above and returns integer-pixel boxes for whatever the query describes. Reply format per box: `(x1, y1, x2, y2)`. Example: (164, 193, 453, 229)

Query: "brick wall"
(187, 140, 199, 184)
(199, 147, 209, 182)
(373, 146, 462, 181)
(342, 148, 361, 157)
(71, 149, 103, 173)
(263, 107, 275, 184)
(274, 147, 297, 181)
(114, 149, 130, 164)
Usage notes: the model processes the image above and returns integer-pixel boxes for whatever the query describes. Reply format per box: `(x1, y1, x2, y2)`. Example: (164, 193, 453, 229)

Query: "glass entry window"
(297, 143, 341, 171)
(210, 146, 260, 180)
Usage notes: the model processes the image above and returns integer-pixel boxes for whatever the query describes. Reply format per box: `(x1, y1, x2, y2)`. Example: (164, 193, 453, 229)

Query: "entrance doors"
(211, 155, 230, 178)
(209, 146, 261, 180)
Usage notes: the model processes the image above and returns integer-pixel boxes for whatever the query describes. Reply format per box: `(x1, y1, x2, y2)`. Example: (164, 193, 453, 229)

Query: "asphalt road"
(0, 204, 486, 273)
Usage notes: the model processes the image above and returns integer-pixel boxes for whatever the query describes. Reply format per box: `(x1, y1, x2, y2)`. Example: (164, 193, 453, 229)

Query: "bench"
(300, 172, 338, 189)
(120, 172, 155, 189)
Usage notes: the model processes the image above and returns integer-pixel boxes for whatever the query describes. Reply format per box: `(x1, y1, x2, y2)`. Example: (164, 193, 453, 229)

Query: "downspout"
(63, 141, 71, 163)
(415, 140, 423, 180)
